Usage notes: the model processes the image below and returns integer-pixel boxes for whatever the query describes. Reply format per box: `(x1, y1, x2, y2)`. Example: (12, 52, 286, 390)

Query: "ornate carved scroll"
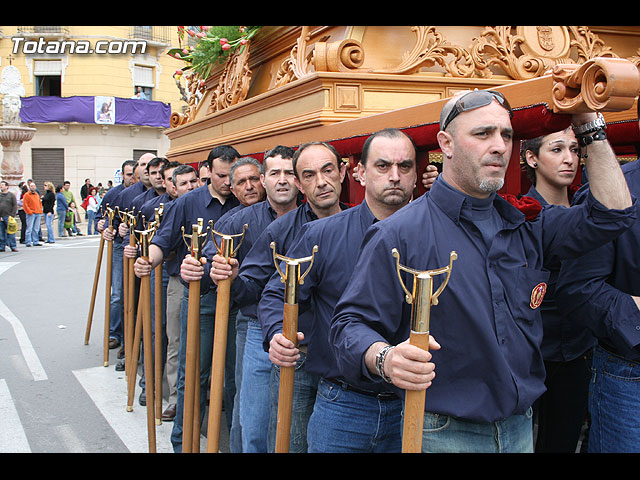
(470, 26, 620, 80)
(314, 38, 364, 72)
(370, 26, 474, 77)
(275, 26, 316, 88)
(551, 57, 640, 113)
(471, 26, 567, 80)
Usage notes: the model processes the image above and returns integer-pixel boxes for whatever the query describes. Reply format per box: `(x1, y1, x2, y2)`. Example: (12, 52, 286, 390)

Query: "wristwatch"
(572, 112, 606, 136)
(573, 112, 607, 148)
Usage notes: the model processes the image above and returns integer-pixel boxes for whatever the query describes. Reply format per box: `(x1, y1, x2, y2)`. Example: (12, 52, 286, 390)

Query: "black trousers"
(533, 350, 592, 453)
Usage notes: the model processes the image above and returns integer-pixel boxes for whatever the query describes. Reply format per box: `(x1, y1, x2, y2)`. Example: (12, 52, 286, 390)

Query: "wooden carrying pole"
(206, 224, 248, 453)
(84, 234, 105, 345)
(392, 249, 457, 453)
(153, 205, 165, 426)
(180, 219, 210, 453)
(120, 208, 137, 381)
(127, 294, 143, 412)
(270, 241, 318, 453)
(124, 212, 141, 412)
(102, 205, 117, 367)
(134, 221, 158, 453)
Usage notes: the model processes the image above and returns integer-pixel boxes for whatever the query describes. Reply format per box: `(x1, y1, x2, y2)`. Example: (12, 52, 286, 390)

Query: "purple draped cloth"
(20, 96, 171, 128)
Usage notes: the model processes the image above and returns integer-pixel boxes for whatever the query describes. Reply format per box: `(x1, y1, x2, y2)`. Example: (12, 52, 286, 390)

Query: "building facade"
(0, 25, 187, 199)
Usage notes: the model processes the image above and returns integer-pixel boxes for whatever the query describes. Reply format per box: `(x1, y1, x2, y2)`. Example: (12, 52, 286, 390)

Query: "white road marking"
(0, 379, 31, 452)
(0, 262, 48, 382)
(54, 424, 87, 453)
(73, 366, 201, 453)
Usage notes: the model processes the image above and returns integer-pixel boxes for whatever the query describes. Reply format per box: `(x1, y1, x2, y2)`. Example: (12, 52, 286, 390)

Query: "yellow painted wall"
(0, 25, 186, 112)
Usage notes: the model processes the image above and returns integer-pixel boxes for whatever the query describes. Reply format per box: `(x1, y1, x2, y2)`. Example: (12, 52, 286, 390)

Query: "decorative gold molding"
(172, 26, 640, 127)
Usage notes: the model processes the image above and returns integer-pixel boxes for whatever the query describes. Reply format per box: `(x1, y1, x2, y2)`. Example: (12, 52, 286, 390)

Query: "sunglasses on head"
(441, 90, 513, 131)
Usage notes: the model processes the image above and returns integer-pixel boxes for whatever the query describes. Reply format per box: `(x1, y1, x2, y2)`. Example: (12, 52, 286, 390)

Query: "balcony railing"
(16, 26, 70, 37)
(129, 26, 171, 45)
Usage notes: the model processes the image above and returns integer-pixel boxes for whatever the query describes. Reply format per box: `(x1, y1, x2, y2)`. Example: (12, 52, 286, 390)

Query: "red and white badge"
(530, 282, 547, 309)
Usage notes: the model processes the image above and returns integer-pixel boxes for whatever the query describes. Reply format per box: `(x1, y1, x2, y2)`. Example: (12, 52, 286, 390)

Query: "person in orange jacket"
(22, 179, 43, 247)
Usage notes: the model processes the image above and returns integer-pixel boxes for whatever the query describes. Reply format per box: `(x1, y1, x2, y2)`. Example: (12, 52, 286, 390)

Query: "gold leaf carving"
(275, 26, 318, 87)
(372, 26, 474, 77)
(208, 40, 252, 114)
(471, 26, 554, 79)
(567, 26, 617, 62)
(170, 75, 206, 128)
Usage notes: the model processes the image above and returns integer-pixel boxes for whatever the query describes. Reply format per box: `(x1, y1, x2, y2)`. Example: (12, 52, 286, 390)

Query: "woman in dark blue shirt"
(522, 128, 594, 453)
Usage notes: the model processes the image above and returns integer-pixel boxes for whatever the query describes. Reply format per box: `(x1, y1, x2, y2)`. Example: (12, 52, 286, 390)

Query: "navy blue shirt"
(111, 182, 148, 245)
(259, 200, 393, 393)
(96, 183, 125, 221)
(329, 176, 636, 423)
(151, 182, 239, 289)
(526, 185, 595, 362)
(139, 191, 172, 225)
(201, 200, 279, 317)
(556, 160, 640, 362)
(96, 183, 126, 243)
(122, 187, 160, 246)
(231, 201, 348, 347)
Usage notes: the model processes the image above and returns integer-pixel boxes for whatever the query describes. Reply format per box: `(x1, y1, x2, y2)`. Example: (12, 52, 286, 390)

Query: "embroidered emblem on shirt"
(530, 282, 547, 309)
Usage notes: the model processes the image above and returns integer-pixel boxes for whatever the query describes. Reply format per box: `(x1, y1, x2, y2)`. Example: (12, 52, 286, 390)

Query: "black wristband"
(577, 128, 607, 147)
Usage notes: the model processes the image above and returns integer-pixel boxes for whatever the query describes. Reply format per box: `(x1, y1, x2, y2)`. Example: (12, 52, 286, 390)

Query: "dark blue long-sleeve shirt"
(95, 183, 125, 242)
(200, 200, 278, 316)
(122, 187, 160, 246)
(556, 160, 640, 363)
(151, 182, 239, 290)
(525, 185, 595, 362)
(259, 200, 394, 393)
(110, 182, 147, 245)
(329, 176, 636, 423)
(231, 201, 348, 348)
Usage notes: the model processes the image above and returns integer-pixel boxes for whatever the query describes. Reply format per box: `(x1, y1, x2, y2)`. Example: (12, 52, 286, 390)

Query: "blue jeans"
(239, 317, 273, 452)
(24, 213, 41, 246)
(57, 210, 66, 237)
(588, 344, 640, 452)
(229, 308, 245, 453)
(170, 287, 236, 452)
(268, 351, 319, 453)
(109, 242, 124, 343)
(0, 216, 17, 250)
(308, 378, 403, 452)
(420, 407, 534, 453)
(87, 210, 96, 235)
(44, 212, 55, 242)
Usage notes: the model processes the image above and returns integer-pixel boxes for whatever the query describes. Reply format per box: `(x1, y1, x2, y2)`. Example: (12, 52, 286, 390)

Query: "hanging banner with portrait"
(95, 96, 115, 124)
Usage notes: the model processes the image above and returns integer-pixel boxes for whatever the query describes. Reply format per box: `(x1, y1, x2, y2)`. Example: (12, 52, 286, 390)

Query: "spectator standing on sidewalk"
(83, 186, 99, 235)
(62, 180, 83, 236)
(0, 180, 18, 252)
(55, 185, 69, 238)
(22, 180, 43, 247)
(42, 181, 56, 244)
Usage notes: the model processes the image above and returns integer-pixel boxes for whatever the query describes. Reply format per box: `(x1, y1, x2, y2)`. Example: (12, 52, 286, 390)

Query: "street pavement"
(0, 228, 229, 453)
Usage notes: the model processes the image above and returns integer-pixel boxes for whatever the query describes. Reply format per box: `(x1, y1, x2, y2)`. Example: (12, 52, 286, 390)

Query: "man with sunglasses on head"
(329, 89, 636, 453)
